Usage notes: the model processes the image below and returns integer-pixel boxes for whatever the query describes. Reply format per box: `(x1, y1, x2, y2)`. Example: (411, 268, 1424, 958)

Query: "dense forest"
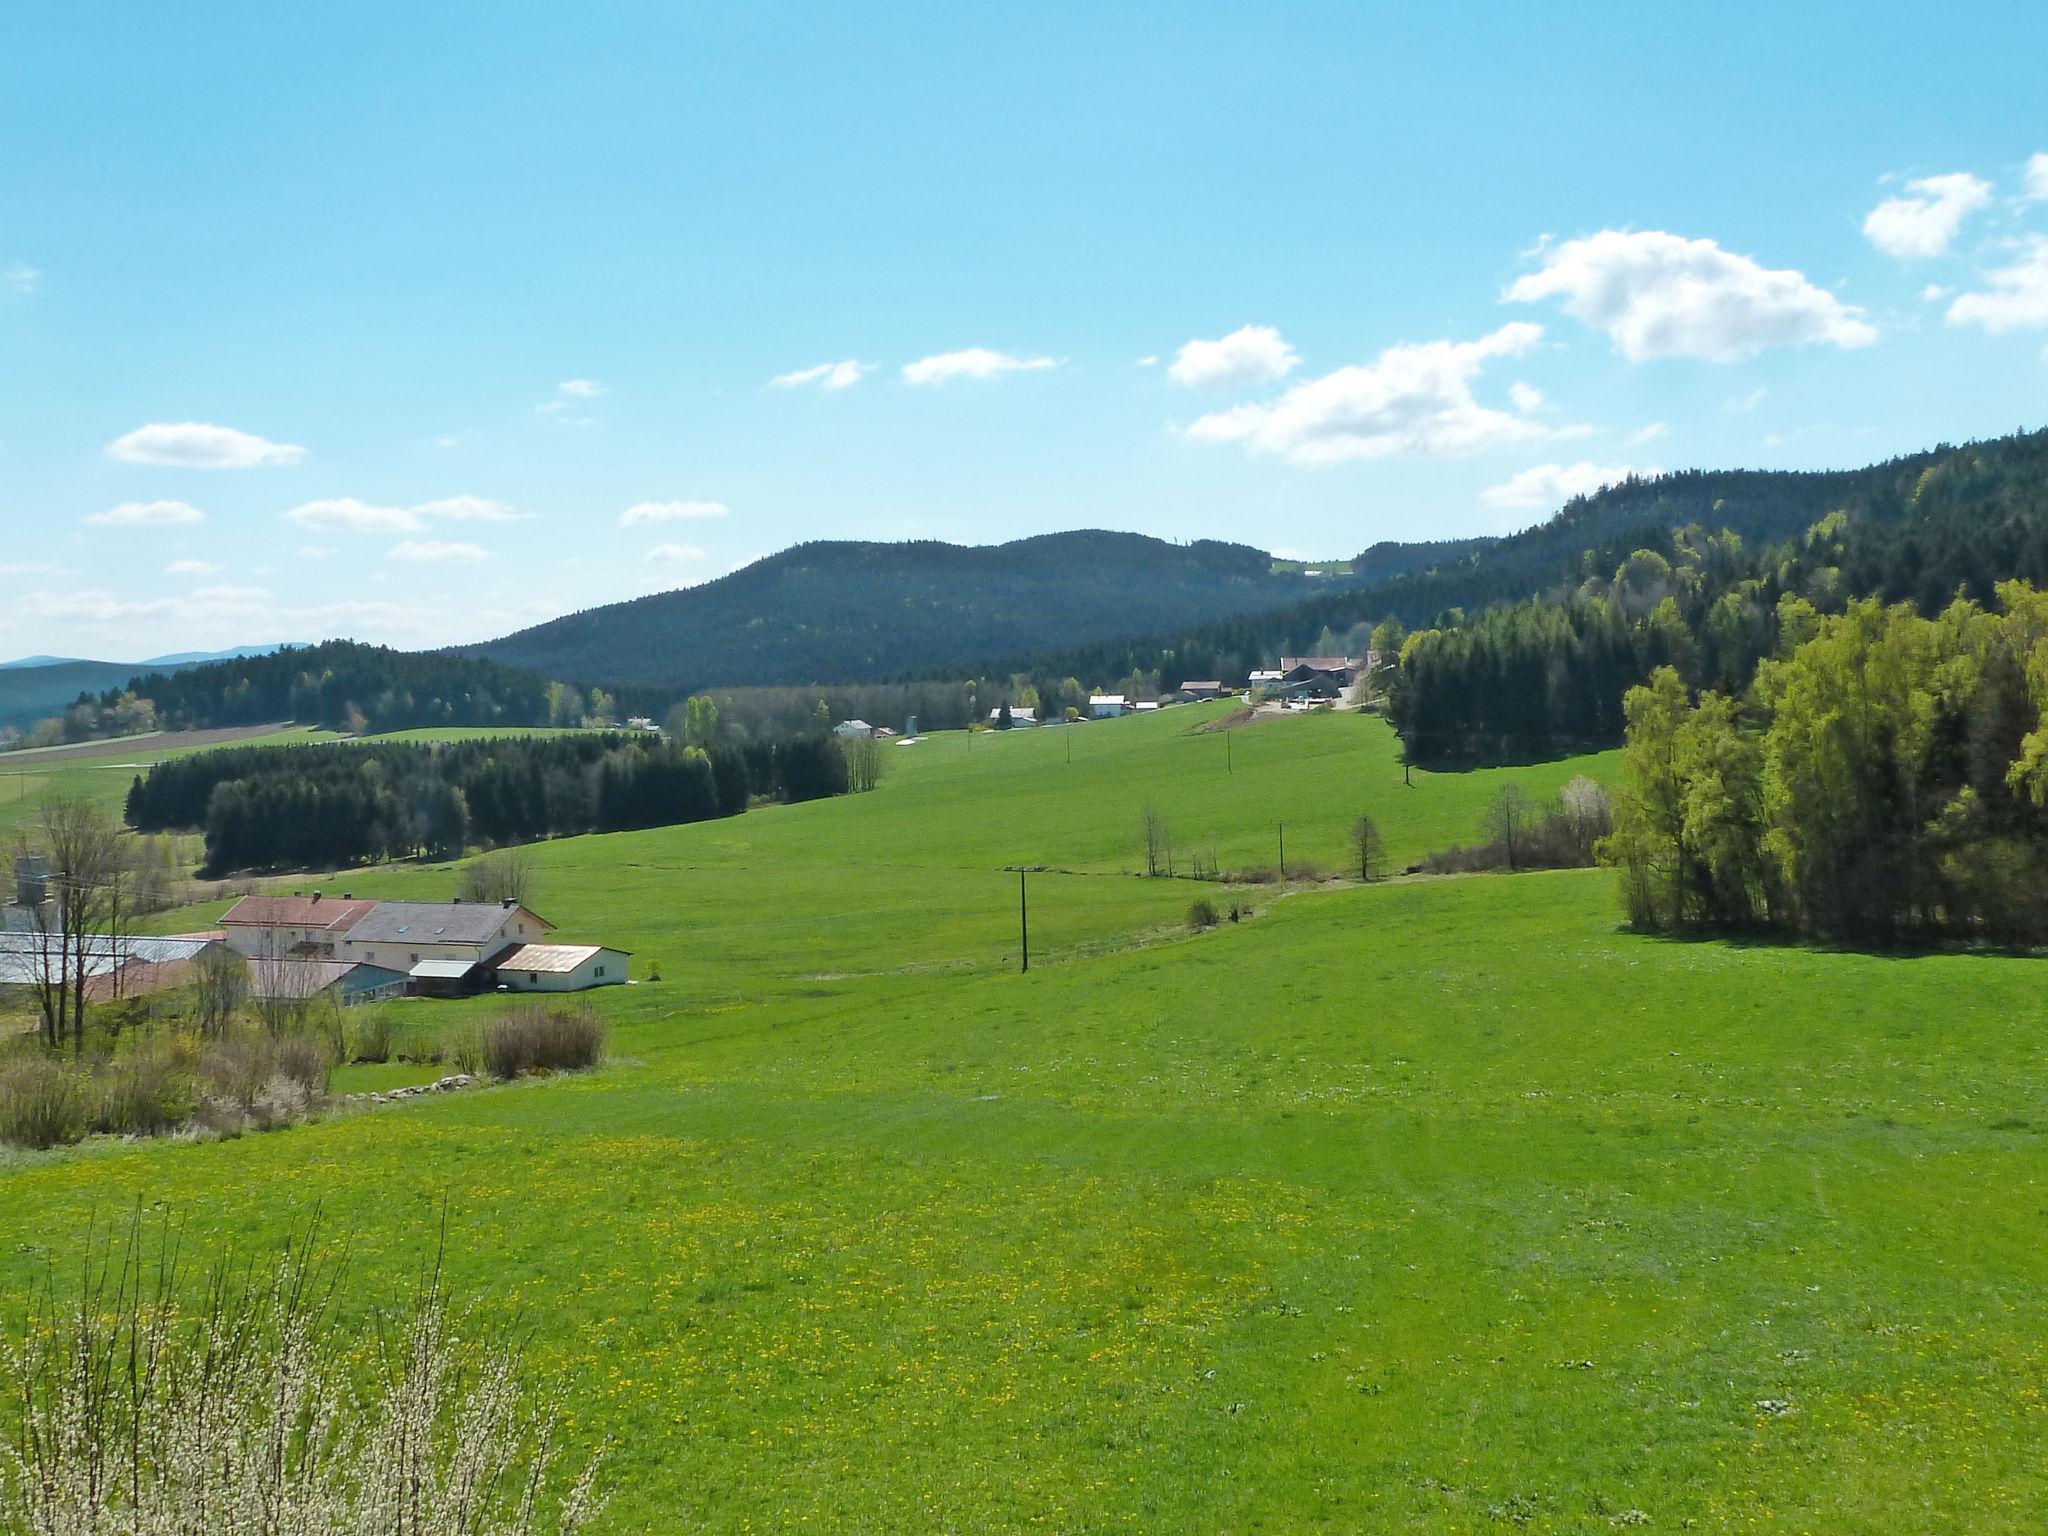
(97, 641, 576, 735)
(462, 531, 1363, 697)
(983, 432, 2048, 704)
(125, 731, 851, 876)
(1389, 431, 2048, 760)
(1605, 583, 2048, 946)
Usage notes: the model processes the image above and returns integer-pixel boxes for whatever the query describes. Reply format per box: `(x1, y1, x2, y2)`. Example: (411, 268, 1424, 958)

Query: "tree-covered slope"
(461, 531, 1356, 692)
(985, 428, 2048, 690)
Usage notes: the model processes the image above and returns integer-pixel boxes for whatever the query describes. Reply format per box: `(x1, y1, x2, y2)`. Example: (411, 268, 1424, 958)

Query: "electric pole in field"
(1018, 868, 1029, 973)
(1278, 821, 1286, 880)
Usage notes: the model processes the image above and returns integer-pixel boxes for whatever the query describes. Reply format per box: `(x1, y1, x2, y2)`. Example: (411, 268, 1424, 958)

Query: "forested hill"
(461, 531, 1361, 693)
(984, 430, 2048, 689)
(98, 641, 571, 735)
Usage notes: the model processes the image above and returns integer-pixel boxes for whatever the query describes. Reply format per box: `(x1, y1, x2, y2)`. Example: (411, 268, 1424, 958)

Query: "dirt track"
(0, 723, 302, 766)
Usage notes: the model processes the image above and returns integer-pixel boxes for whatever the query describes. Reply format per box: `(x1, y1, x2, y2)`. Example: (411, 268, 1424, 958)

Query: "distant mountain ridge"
(461, 530, 1364, 693)
(0, 645, 303, 732)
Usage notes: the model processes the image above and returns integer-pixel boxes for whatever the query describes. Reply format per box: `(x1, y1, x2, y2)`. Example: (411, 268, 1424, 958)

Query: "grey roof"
(410, 959, 479, 980)
(345, 901, 546, 947)
(247, 959, 408, 1001)
(0, 933, 217, 986)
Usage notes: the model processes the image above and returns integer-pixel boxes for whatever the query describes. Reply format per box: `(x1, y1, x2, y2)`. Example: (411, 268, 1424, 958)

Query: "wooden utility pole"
(1019, 869, 1029, 973)
(1278, 821, 1286, 880)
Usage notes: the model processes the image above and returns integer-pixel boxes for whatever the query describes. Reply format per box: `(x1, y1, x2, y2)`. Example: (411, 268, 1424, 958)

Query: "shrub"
(480, 1002, 607, 1081)
(197, 1031, 331, 1133)
(349, 1009, 397, 1064)
(0, 1057, 87, 1150)
(91, 1042, 197, 1138)
(1186, 897, 1220, 929)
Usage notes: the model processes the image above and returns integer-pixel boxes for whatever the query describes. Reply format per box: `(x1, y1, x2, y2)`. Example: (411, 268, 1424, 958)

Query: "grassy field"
(0, 706, 2042, 1531)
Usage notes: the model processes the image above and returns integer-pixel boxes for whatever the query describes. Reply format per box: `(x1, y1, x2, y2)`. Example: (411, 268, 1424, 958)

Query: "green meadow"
(3, 706, 2044, 1532)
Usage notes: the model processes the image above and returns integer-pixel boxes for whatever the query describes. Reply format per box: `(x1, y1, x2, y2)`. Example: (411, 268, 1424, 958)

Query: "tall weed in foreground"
(0, 1217, 604, 1535)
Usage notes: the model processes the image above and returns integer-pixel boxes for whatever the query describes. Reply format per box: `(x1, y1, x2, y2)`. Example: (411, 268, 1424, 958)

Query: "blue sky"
(3, 1, 2046, 659)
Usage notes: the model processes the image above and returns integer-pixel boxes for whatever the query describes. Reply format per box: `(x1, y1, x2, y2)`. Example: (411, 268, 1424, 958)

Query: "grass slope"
(1, 708, 2042, 1532)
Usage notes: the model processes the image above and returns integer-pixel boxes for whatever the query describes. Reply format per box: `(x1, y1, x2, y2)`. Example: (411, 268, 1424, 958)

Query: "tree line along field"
(2, 706, 2044, 1530)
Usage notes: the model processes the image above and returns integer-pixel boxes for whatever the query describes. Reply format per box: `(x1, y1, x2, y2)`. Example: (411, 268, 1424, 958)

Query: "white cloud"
(1863, 172, 1993, 259)
(2022, 153, 2048, 204)
(1724, 386, 1767, 414)
(414, 495, 525, 522)
(5, 265, 38, 295)
(0, 561, 54, 576)
(1504, 230, 1877, 361)
(1508, 381, 1547, 414)
(1167, 325, 1300, 389)
(105, 422, 305, 468)
(284, 498, 423, 534)
(18, 585, 272, 625)
(387, 540, 489, 565)
(1184, 322, 1547, 466)
(620, 499, 729, 526)
(1946, 236, 2048, 332)
(1627, 421, 1669, 444)
(430, 435, 463, 450)
(1922, 283, 1951, 302)
(85, 499, 206, 527)
(645, 543, 707, 564)
(901, 348, 1058, 384)
(1134, 355, 1160, 368)
(557, 379, 604, 398)
(535, 401, 566, 414)
(1482, 461, 1657, 511)
(770, 359, 872, 391)
(165, 559, 222, 578)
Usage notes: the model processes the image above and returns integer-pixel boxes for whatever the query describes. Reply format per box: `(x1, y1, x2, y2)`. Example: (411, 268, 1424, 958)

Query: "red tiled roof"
(219, 895, 378, 933)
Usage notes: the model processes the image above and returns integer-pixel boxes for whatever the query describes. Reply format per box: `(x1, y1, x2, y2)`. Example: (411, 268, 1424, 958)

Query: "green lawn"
(0, 708, 2040, 1531)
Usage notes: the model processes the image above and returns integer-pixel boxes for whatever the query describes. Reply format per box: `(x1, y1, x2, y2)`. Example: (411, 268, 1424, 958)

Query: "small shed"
(832, 719, 874, 739)
(492, 943, 630, 993)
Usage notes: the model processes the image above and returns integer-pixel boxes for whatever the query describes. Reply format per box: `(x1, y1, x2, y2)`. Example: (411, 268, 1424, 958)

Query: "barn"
(492, 943, 630, 992)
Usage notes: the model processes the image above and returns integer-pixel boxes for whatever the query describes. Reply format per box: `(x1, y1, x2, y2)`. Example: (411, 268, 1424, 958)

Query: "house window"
(365, 950, 375, 961)
(595, 965, 605, 978)
(528, 972, 538, 984)
(410, 952, 419, 964)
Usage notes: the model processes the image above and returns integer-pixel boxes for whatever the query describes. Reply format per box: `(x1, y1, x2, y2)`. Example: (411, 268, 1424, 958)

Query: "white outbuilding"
(492, 943, 630, 992)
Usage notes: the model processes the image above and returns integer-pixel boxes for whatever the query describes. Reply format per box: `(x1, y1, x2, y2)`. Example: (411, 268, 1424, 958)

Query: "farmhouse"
(1089, 694, 1130, 718)
(494, 943, 630, 992)
(1247, 668, 1283, 688)
(0, 932, 224, 998)
(832, 719, 874, 739)
(988, 705, 1039, 728)
(1178, 681, 1225, 700)
(1279, 655, 1363, 685)
(340, 900, 552, 991)
(219, 894, 379, 959)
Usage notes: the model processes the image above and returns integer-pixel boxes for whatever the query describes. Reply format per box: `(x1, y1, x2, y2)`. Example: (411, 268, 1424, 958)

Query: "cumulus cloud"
(18, 585, 273, 625)
(1167, 325, 1300, 389)
(105, 422, 305, 468)
(1627, 421, 1669, 444)
(5, 265, 38, 295)
(414, 495, 525, 522)
(620, 500, 729, 526)
(1863, 173, 1993, 259)
(770, 360, 872, 391)
(1946, 236, 2048, 332)
(284, 498, 423, 534)
(1183, 323, 1547, 466)
(901, 348, 1058, 384)
(2023, 153, 2048, 204)
(645, 543, 707, 564)
(557, 379, 604, 398)
(387, 540, 489, 565)
(1504, 230, 1877, 361)
(1508, 381, 1547, 414)
(1482, 461, 1658, 511)
(165, 559, 223, 577)
(85, 500, 206, 527)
